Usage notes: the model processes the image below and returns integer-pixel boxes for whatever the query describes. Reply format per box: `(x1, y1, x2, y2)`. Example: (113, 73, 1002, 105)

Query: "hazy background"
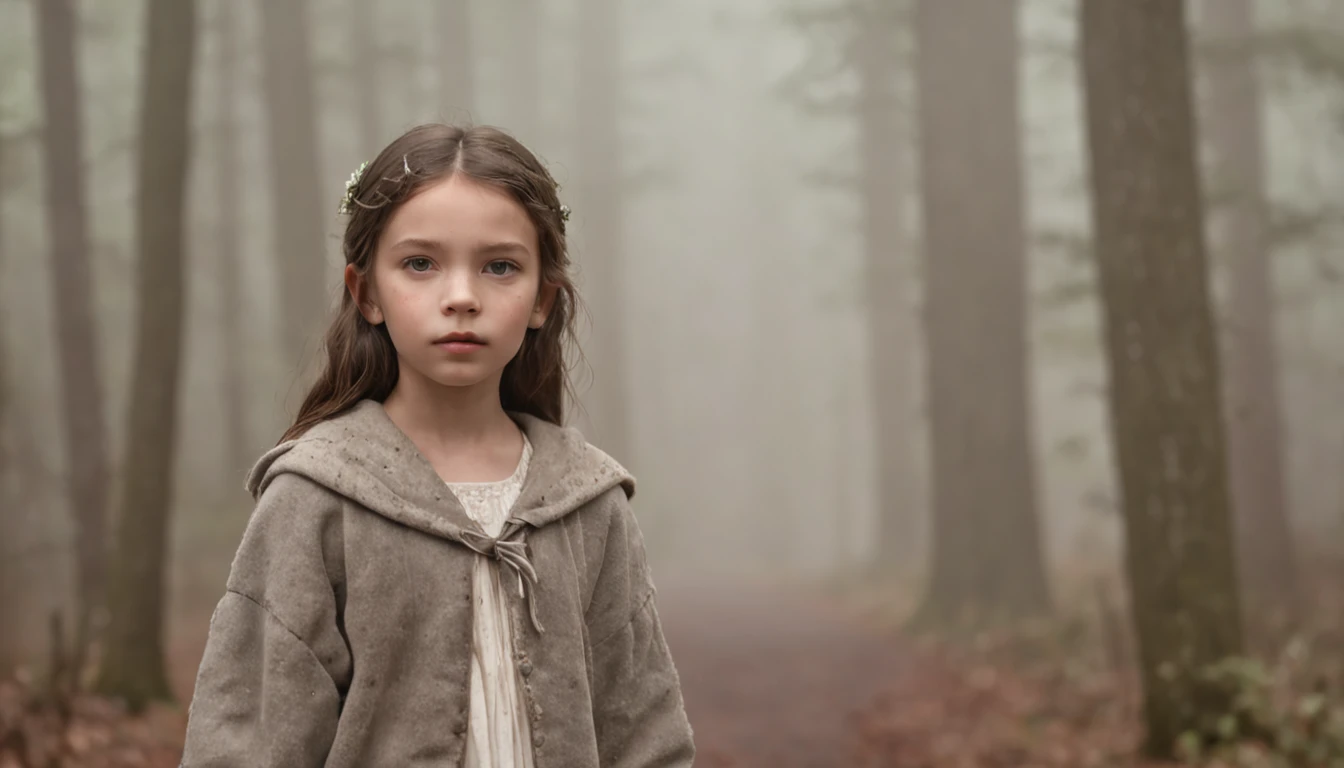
(2, 0, 1343, 764)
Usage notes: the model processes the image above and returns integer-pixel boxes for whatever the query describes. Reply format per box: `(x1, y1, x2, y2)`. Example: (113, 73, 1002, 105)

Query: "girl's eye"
(485, 261, 518, 276)
(406, 257, 433, 272)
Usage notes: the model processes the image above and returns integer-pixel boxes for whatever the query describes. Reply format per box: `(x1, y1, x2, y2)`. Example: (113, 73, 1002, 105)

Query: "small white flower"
(339, 160, 370, 215)
(558, 203, 571, 222)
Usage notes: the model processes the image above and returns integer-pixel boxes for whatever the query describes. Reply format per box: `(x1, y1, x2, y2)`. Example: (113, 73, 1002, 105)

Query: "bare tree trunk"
(911, 0, 1050, 625)
(216, 0, 248, 474)
(35, 0, 109, 674)
(259, 0, 328, 390)
(1195, 0, 1299, 626)
(574, 0, 632, 466)
(0, 140, 14, 674)
(351, 0, 380, 153)
(857, 2, 920, 571)
(1079, 0, 1244, 757)
(437, 0, 474, 121)
(511, 0, 540, 142)
(96, 0, 197, 709)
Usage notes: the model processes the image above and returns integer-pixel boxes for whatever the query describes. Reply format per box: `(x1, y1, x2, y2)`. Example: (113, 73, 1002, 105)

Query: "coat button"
(453, 720, 467, 735)
(533, 732, 545, 747)
(519, 660, 533, 678)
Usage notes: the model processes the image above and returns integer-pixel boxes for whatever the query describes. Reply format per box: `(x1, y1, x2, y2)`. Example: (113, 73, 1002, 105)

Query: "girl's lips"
(437, 340, 484, 354)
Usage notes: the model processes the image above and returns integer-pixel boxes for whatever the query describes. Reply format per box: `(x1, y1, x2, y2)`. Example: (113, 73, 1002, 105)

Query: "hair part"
(281, 123, 581, 443)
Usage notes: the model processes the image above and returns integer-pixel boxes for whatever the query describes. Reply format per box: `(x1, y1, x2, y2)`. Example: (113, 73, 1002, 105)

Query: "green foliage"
(1176, 651, 1344, 768)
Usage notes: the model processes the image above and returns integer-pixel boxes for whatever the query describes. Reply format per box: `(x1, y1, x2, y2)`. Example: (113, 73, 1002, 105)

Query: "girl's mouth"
(437, 340, 484, 354)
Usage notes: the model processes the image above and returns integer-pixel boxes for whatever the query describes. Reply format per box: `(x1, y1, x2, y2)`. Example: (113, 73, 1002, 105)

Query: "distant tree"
(215, 0, 248, 473)
(35, 0, 110, 674)
(1196, 0, 1300, 625)
(781, 0, 924, 570)
(351, 0, 380, 153)
(437, 0, 474, 121)
(854, 0, 922, 571)
(1079, 0, 1245, 757)
(0, 152, 12, 672)
(258, 0, 328, 383)
(574, 0, 632, 466)
(96, 0, 198, 709)
(911, 0, 1051, 626)
(503, 0, 540, 141)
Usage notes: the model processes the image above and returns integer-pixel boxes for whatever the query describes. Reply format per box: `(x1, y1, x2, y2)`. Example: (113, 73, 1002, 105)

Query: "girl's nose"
(441, 275, 481, 315)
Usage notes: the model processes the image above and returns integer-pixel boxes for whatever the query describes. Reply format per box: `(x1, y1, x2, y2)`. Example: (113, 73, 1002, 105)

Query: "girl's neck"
(381, 371, 516, 453)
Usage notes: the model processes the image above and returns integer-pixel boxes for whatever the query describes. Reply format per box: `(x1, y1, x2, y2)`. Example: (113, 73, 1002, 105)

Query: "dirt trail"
(658, 578, 913, 768)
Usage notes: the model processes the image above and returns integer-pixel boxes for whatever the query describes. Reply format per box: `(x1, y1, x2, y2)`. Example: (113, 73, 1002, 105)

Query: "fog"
(2, 0, 1343, 764)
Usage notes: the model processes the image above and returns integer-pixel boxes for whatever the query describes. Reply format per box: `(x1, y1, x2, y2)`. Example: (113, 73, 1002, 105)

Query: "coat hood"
(242, 399, 634, 632)
(246, 399, 633, 532)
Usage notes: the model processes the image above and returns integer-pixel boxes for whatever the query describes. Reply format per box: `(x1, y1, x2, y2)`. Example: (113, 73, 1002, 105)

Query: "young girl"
(180, 124, 695, 767)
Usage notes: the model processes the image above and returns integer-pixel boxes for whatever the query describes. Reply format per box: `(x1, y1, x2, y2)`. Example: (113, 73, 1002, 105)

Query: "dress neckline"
(444, 433, 532, 490)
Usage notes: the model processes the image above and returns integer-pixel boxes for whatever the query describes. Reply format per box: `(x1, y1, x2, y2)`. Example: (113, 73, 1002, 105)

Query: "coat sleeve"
(180, 473, 352, 767)
(584, 491, 696, 768)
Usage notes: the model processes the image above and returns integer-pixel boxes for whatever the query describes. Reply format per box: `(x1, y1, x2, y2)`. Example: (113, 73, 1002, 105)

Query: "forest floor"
(660, 571, 1177, 768)
(2, 568, 1340, 767)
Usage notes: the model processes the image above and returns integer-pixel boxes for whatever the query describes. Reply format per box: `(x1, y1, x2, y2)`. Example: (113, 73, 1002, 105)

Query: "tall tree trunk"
(351, 0, 380, 153)
(911, 0, 1050, 625)
(1079, 0, 1244, 757)
(0, 134, 13, 675)
(510, 0, 540, 142)
(96, 0, 197, 709)
(1195, 0, 1299, 625)
(857, 2, 920, 571)
(216, 0, 248, 474)
(36, 0, 109, 672)
(259, 0, 328, 389)
(437, 0, 474, 121)
(574, 0, 632, 466)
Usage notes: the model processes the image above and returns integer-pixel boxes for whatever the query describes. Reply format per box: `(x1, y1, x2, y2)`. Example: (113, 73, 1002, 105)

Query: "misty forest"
(2, 0, 1344, 765)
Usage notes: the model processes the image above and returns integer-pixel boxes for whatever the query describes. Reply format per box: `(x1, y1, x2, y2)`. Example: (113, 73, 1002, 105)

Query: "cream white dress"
(445, 435, 536, 768)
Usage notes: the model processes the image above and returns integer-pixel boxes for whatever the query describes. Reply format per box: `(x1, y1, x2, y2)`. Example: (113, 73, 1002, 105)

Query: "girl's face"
(346, 174, 556, 395)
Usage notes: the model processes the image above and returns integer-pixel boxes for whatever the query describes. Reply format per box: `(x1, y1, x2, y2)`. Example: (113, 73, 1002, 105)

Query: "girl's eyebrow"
(389, 237, 530, 257)
(476, 241, 530, 256)
(389, 237, 443, 252)
(475, 242, 532, 259)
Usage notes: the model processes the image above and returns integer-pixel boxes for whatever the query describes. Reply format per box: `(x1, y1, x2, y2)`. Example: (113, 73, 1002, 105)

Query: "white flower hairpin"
(339, 160, 369, 215)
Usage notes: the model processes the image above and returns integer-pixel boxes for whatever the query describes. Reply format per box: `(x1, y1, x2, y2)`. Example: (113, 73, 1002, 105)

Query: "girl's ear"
(529, 282, 559, 329)
(344, 263, 384, 325)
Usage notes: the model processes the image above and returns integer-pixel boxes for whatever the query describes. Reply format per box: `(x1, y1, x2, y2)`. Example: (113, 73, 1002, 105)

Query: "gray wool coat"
(180, 399, 695, 767)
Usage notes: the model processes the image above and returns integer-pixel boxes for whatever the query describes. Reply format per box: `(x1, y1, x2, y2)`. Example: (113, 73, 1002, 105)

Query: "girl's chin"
(419, 364, 502, 391)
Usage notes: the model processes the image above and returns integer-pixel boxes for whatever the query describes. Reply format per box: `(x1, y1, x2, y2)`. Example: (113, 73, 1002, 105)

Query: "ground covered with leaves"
(844, 567, 1344, 768)
(2, 570, 1341, 767)
(0, 674, 183, 768)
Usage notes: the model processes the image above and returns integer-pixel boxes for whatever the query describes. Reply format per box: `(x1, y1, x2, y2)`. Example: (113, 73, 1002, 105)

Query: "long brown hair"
(280, 124, 581, 443)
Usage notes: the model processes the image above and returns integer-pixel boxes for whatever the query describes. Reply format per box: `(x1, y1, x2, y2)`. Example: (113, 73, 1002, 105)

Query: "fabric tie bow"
(459, 524, 545, 634)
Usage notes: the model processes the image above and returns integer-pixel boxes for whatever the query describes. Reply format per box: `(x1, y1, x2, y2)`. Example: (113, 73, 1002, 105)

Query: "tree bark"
(437, 0, 474, 121)
(912, 0, 1050, 625)
(35, 0, 110, 672)
(95, 0, 197, 709)
(259, 0, 329, 387)
(857, 2, 920, 571)
(574, 0, 632, 466)
(216, 0, 248, 474)
(1079, 0, 1245, 757)
(1195, 0, 1299, 625)
(0, 139, 13, 673)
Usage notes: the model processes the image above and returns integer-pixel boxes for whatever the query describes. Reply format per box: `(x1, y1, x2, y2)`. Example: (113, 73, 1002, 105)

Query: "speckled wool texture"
(180, 399, 695, 767)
